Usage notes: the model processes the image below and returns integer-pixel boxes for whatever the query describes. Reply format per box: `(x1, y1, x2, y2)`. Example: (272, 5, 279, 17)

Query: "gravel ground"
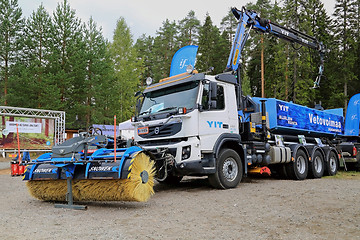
(1, 168, 360, 240)
(0, 161, 10, 170)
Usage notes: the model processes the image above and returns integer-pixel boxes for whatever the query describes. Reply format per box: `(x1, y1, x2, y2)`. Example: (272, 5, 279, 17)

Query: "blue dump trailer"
(237, 94, 360, 179)
(252, 97, 344, 138)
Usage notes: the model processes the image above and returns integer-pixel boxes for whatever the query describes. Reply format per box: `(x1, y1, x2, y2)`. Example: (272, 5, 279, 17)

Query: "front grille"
(138, 137, 188, 146)
(139, 122, 182, 139)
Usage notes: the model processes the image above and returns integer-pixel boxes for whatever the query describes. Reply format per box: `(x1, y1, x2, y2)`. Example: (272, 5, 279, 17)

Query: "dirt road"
(1, 172, 360, 240)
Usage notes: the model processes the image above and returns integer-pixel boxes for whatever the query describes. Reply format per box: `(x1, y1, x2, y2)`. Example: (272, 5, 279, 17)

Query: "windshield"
(139, 81, 199, 115)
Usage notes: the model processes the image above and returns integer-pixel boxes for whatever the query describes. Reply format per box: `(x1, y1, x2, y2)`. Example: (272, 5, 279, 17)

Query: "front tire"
(209, 149, 243, 189)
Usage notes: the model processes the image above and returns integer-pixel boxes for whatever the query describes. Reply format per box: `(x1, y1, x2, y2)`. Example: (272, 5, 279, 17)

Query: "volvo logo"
(154, 127, 160, 134)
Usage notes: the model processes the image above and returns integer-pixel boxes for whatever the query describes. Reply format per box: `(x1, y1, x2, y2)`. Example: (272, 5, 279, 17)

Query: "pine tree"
(245, 0, 272, 97)
(299, 0, 335, 108)
(220, 8, 238, 45)
(135, 34, 155, 86)
(83, 17, 113, 126)
(178, 10, 200, 46)
(7, 4, 61, 109)
(350, 0, 360, 100)
(108, 17, 143, 122)
(0, 0, 23, 105)
(333, 0, 357, 110)
(152, 19, 179, 80)
(49, 0, 87, 128)
(197, 14, 223, 74)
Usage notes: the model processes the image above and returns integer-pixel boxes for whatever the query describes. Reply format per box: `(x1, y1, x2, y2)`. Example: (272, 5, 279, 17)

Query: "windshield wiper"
(157, 107, 178, 112)
(139, 109, 151, 116)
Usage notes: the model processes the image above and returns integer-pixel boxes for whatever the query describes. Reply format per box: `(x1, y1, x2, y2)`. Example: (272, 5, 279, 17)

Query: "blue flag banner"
(169, 45, 198, 77)
(344, 93, 360, 136)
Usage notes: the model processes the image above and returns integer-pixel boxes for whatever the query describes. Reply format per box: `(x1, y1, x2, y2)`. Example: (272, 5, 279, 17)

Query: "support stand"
(54, 177, 87, 210)
(341, 151, 348, 171)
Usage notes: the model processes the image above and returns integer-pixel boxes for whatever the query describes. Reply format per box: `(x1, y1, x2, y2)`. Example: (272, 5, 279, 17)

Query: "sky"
(18, 0, 337, 41)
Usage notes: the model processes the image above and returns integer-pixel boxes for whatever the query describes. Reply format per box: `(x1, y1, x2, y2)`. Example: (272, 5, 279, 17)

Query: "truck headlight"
(182, 146, 191, 160)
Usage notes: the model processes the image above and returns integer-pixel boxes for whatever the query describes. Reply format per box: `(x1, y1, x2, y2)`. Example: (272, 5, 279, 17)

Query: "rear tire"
(286, 149, 308, 180)
(308, 150, 324, 178)
(209, 148, 243, 189)
(325, 151, 338, 176)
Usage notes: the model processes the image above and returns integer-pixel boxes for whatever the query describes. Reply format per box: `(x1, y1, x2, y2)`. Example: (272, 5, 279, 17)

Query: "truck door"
(198, 81, 236, 151)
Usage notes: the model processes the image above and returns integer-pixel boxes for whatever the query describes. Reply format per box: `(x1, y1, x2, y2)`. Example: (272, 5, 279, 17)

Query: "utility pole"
(261, 35, 265, 98)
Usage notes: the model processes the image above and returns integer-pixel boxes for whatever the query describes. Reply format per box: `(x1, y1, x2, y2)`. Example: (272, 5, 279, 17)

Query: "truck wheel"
(208, 149, 243, 189)
(286, 149, 308, 180)
(308, 150, 324, 178)
(325, 151, 338, 176)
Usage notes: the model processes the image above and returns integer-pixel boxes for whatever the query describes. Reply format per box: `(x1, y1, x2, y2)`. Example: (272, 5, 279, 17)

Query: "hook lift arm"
(226, 7, 326, 89)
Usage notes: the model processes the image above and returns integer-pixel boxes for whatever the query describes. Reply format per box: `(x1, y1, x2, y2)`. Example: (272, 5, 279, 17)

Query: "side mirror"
(135, 91, 144, 98)
(210, 82, 217, 100)
(208, 82, 217, 109)
(135, 92, 144, 115)
(135, 98, 142, 115)
(210, 100, 217, 109)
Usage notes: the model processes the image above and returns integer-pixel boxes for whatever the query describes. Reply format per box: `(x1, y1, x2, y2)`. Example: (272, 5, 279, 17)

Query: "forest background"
(0, 0, 359, 129)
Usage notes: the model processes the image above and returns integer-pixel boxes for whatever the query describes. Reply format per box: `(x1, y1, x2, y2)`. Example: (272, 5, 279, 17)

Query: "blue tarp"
(253, 97, 344, 137)
(169, 45, 198, 77)
(344, 93, 360, 136)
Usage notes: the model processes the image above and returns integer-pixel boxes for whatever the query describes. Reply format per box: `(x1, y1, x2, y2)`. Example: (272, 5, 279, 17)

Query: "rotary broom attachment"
(23, 133, 156, 205)
(26, 152, 155, 202)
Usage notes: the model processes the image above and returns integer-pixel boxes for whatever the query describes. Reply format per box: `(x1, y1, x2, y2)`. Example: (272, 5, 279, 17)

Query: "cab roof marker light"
(146, 74, 193, 90)
(159, 72, 189, 83)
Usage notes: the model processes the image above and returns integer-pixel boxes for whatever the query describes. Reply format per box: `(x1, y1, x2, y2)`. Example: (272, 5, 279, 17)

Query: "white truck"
(131, 7, 359, 189)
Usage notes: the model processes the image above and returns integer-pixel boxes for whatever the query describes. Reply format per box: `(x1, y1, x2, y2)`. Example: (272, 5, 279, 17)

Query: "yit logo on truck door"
(207, 121, 223, 128)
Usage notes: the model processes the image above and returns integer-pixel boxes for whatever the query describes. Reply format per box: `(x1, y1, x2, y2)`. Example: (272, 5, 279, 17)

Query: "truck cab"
(133, 70, 245, 188)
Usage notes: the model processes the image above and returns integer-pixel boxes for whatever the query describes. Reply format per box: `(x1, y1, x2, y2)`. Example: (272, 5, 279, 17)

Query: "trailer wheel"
(209, 148, 243, 189)
(325, 151, 338, 176)
(308, 150, 324, 178)
(286, 149, 308, 180)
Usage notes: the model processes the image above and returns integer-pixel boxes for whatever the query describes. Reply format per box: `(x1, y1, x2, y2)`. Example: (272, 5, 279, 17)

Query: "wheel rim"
(222, 158, 238, 182)
(329, 156, 337, 173)
(314, 156, 323, 173)
(296, 155, 306, 174)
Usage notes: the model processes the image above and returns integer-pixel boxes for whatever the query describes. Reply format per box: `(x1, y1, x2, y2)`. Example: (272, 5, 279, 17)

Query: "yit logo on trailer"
(278, 104, 289, 112)
(207, 121, 223, 128)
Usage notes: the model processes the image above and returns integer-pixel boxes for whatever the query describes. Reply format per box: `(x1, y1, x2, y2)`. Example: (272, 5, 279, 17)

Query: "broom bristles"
(26, 152, 155, 202)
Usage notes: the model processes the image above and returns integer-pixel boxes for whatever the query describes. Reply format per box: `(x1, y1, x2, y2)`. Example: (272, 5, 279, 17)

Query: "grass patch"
(324, 170, 360, 180)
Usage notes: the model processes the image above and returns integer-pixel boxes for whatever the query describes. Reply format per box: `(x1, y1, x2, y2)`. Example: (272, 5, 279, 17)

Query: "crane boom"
(226, 7, 326, 88)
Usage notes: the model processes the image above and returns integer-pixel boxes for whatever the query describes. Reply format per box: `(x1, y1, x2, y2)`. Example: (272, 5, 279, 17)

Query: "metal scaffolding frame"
(0, 106, 66, 145)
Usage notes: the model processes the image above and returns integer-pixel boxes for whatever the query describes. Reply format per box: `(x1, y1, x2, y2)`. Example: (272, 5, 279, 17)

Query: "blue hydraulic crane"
(226, 7, 326, 89)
